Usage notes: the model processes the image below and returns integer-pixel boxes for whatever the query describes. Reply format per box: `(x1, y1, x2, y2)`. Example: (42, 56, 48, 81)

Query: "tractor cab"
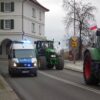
(35, 41, 54, 56)
(96, 29, 100, 48)
(35, 41, 54, 49)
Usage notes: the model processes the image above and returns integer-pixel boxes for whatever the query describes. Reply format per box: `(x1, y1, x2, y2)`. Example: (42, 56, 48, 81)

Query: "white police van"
(8, 41, 37, 76)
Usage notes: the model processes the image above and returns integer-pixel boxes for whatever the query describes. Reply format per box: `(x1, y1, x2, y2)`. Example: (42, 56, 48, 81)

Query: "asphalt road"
(1, 61, 100, 100)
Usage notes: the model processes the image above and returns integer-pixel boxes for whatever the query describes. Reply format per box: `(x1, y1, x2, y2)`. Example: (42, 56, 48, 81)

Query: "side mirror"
(34, 41, 36, 44)
(8, 55, 11, 59)
(58, 42, 60, 45)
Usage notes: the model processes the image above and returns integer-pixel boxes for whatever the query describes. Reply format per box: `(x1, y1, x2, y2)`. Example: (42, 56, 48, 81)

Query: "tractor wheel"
(56, 57, 64, 70)
(83, 52, 99, 85)
(38, 56, 47, 70)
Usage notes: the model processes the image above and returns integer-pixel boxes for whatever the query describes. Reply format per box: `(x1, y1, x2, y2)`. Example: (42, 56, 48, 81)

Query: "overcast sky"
(38, 0, 100, 42)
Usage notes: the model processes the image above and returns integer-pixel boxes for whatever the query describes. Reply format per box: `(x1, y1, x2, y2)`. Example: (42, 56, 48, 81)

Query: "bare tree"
(63, 0, 96, 59)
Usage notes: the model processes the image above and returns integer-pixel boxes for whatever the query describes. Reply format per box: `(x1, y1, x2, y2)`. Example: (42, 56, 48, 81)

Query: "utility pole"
(22, 0, 27, 40)
(73, 0, 76, 64)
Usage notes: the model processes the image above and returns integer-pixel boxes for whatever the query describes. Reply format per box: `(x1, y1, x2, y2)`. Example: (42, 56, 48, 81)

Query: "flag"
(89, 25, 97, 30)
(86, 19, 97, 31)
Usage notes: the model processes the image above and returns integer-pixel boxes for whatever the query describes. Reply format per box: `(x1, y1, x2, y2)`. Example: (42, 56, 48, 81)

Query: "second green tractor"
(35, 41, 64, 70)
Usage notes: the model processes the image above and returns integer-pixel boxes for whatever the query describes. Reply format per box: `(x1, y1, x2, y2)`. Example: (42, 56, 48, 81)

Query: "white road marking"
(39, 71, 100, 95)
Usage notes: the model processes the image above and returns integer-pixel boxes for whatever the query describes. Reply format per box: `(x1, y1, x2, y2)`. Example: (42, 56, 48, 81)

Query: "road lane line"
(39, 71, 100, 95)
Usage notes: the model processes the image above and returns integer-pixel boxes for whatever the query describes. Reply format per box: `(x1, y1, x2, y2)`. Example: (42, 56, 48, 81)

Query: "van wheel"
(9, 69, 14, 77)
(34, 72, 37, 77)
(8, 67, 15, 77)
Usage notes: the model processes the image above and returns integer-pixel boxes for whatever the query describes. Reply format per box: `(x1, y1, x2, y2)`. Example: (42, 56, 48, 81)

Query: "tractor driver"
(43, 43, 48, 49)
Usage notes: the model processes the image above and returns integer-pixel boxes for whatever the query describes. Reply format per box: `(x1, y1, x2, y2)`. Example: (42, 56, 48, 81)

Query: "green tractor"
(83, 29, 100, 85)
(35, 40, 64, 70)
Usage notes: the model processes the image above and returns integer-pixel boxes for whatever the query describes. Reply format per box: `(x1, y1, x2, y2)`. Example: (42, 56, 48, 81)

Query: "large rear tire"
(83, 52, 99, 85)
(56, 57, 64, 70)
(38, 56, 47, 70)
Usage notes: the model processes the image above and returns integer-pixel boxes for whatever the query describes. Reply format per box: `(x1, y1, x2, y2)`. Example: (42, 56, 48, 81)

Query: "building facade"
(0, 0, 49, 58)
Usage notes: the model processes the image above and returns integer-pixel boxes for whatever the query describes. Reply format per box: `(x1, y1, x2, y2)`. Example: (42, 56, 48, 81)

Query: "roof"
(12, 44, 34, 49)
(29, 0, 49, 11)
(34, 40, 53, 44)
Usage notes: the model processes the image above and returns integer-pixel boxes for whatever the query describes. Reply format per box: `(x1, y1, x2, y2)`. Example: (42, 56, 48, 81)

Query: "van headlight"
(34, 62, 37, 67)
(13, 62, 17, 67)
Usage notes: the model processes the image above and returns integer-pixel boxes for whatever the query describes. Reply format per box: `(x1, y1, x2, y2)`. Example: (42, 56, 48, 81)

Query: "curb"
(64, 65, 83, 73)
(0, 75, 20, 100)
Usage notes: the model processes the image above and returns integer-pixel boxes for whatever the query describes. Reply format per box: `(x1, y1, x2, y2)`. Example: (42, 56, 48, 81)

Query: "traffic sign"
(71, 36, 78, 48)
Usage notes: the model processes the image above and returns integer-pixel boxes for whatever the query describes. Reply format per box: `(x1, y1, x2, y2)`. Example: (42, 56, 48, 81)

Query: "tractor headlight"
(51, 55, 56, 57)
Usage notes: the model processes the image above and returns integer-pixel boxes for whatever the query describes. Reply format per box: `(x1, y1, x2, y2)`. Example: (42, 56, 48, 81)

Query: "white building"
(0, 0, 49, 58)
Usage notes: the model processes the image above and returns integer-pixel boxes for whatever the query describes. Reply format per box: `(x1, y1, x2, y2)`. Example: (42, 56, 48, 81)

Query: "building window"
(32, 8, 36, 18)
(32, 23, 35, 33)
(1, 2, 14, 12)
(4, 20, 11, 29)
(0, 19, 14, 30)
(4, 3, 11, 12)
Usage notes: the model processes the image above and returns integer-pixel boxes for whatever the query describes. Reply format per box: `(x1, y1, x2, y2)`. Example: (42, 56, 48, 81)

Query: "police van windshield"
(13, 49, 36, 58)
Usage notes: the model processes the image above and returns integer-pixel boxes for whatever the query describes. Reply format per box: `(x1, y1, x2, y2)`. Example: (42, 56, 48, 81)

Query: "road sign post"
(71, 36, 78, 64)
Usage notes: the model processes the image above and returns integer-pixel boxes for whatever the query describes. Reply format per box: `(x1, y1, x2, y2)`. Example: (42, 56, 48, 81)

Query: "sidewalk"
(64, 60, 83, 72)
(0, 75, 20, 100)
(0, 60, 20, 100)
